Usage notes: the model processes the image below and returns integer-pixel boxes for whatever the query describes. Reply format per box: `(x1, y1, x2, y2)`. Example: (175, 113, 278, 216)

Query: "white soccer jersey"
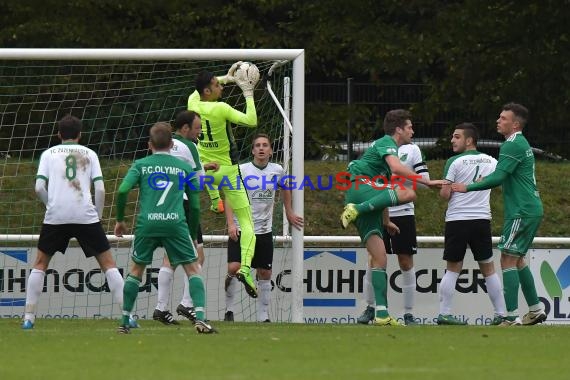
(234, 161, 284, 234)
(36, 143, 103, 224)
(170, 139, 193, 166)
(388, 143, 429, 217)
(443, 150, 497, 221)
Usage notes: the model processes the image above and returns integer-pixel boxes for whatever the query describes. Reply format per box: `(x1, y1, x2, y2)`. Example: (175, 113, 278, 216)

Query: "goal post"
(0, 49, 305, 323)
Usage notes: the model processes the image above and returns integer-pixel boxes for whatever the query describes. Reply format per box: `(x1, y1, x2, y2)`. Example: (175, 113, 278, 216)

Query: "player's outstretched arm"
(282, 189, 304, 231)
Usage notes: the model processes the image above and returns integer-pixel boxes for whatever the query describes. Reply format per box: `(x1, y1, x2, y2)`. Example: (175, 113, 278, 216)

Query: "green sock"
(122, 274, 141, 325)
(371, 268, 388, 318)
(189, 275, 206, 321)
(502, 268, 520, 314)
(355, 189, 397, 214)
(518, 266, 540, 307)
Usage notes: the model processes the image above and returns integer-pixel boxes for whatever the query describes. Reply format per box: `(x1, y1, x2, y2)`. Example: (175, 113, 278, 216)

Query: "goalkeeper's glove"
(217, 61, 241, 85)
(235, 67, 259, 98)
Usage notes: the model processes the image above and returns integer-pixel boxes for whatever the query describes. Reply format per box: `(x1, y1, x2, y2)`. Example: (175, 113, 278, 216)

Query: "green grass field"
(1, 319, 568, 380)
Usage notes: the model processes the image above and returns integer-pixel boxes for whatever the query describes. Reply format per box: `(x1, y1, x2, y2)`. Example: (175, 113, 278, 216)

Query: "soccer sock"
(225, 276, 238, 313)
(188, 275, 206, 321)
(518, 265, 540, 309)
(180, 274, 193, 308)
(257, 279, 272, 321)
(233, 206, 256, 268)
(156, 267, 173, 311)
(364, 266, 375, 307)
(104, 267, 124, 305)
(24, 269, 45, 323)
(355, 189, 397, 214)
(439, 270, 459, 315)
(502, 268, 520, 317)
(371, 268, 388, 318)
(484, 273, 506, 316)
(122, 275, 141, 326)
(401, 267, 416, 313)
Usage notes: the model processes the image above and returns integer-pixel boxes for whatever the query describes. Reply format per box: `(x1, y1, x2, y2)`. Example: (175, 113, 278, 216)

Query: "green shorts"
(132, 229, 197, 266)
(498, 216, 542, 256)
(345, 182, 398, 244)
(204, 164, 250, 210)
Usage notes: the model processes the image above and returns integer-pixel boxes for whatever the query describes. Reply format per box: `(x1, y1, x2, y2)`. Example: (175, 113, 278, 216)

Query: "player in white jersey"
(224, 133, 303, 322)
(437, 123, 506, 325)
(22, 115, 133, 329)
(153, 110, 221, 325)
(357, 143, 429, 325)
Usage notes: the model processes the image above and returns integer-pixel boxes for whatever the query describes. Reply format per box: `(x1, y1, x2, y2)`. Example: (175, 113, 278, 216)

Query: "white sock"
(156, 267, 173, 311)
(225, 276, 239, 313)
(401, 267, 416, 314)
(364, 265, 375, 307)
(257, 279, 272, 321)
(485, 273, 506, 316)
(180, 273, 193, 308)
(439, 270, 459, 315)
(104, 267, 124, 305)
(24, 269, 45, 323)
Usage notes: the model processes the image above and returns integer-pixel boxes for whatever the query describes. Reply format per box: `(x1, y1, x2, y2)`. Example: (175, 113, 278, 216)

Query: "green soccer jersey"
(117, 152, 199, 237)
(347, 135, 399, 179)
(188, 90, 257, 165)
(496, 132, 543, 218)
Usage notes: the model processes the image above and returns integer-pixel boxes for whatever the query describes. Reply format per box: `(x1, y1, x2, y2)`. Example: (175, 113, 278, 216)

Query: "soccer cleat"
(490, 315, 505, 326)
(176, 304, 197, 323)
(499, 317, 522, 326)
(403, 313, 419, 326)
(128, 316, 140, 328)
(340, 203, 358, 229)
(21, 319, 34, 330)
(262, 319, 271, 323)
(357, 306, 375, 325)
(152, 309, 180, 325)
(236, 268, 258, 298)
(522, 309, 547, 325)
(436, 314, 468, 325)
(224, 311, 234, 322)
(373, 316, 404, 326)
(210, 198, 224, 214)
(117, 325, 131, 334)
(194, 319, 218, 334)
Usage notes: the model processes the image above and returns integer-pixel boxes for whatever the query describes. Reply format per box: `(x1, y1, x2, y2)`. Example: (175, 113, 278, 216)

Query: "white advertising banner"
(1, 246, 568, 324)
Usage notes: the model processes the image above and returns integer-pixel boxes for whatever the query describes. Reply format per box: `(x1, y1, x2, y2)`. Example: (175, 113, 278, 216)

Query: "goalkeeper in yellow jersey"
(188, 62, 259, 297)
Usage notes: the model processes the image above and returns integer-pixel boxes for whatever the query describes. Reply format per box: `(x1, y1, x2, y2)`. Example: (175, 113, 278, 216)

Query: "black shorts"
(183, 199, 203, 244)
(37, 223, 111, 257)
(383, 215, 417, 255)
(227, 231, 274, 270)
(443, 219, 493, 262)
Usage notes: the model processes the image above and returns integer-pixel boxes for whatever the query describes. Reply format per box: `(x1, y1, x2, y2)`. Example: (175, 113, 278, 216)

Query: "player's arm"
(281, 188, 304, 230)
(383, 208, 400, 236)
(439, 158, 454, 200)
(466, 169, 508, 191)
(93, 179, 105, 219)
(34, 178, 48, 205)
(114, 164, 139, 237)
(222, 101, 257, 128)
(385, 155, 442, 188)
(413, 147, 430, 189)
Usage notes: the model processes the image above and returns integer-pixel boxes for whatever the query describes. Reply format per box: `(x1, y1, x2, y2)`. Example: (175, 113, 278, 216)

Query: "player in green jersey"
(452, 103, 546, 326)
(115, 122, 215, 334)
(187, 63, 259, 298)
(340, 109, 444, 326)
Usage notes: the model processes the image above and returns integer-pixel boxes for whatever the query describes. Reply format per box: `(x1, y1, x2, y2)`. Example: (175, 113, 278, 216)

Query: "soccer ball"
(235, 62, 260, 86)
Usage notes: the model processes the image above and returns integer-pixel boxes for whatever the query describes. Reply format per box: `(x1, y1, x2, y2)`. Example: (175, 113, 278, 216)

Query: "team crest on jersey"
(251, 189, 273, 200)
(399, 153, 408, 161)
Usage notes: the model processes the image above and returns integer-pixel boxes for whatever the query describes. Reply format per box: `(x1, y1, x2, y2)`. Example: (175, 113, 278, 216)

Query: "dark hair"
(503, 102, 528, 128)
(252, 132, 272, 145)
(383, 109, 412, 135)
(174, 110, 200, 130)
(149, 122, 173, 150)
(58, 115, 82, 140)
(455, 122, 479, 145)
(195, 71, 215, 95)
